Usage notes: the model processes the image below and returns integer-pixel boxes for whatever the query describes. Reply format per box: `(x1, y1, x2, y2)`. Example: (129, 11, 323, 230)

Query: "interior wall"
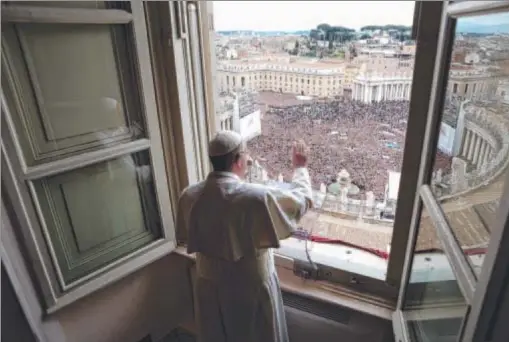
(1, 265, 37, 342)
(52, 254, 194, 342)
(2, 195, 195, 342)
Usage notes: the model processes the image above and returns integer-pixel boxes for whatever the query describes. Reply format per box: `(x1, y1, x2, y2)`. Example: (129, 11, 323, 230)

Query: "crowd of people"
(248, 96, 452, 200)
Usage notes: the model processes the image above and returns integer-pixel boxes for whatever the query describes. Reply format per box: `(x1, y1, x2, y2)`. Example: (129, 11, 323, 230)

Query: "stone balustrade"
(247, 161, 394, 225)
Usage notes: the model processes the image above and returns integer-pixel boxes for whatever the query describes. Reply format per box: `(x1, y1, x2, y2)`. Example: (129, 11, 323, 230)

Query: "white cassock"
(178, 168, 313, 342)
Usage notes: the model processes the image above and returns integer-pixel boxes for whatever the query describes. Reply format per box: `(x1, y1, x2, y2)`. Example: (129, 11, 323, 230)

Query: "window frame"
(392, 1, 509, 341)
(186, 0, 445, 302)
(1, 1, 176, 313)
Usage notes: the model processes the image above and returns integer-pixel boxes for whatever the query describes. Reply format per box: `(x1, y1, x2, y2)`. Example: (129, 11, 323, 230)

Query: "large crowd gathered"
(248, 95, 452, 199)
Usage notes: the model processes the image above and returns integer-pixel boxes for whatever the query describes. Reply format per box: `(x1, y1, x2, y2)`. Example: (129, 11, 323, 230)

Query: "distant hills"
(217, 30, 310, 36)
(456, 22, 509, 34)
(217, 22, 509, 36)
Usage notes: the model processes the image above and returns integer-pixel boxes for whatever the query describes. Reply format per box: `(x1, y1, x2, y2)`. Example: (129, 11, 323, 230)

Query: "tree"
(317, 23, 332, 32)
(328, 40, 334, 50)
(295, 40, 300, 49)
(360, 33, 371, 40)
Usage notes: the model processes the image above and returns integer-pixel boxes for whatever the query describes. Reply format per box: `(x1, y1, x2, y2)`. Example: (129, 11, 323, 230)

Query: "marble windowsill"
(173, 246, 393, 321)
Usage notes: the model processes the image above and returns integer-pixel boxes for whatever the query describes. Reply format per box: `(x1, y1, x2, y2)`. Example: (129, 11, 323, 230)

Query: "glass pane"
(403, 208, 468, 341)
(1, 22, 144, 166)
(429, 11, 509, 277)
(212, 1, 417, 277)
(33, 151, 161, 284)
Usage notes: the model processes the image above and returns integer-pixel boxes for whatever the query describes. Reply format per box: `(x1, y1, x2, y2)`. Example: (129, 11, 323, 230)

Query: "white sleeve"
(263, 168, 313, 240)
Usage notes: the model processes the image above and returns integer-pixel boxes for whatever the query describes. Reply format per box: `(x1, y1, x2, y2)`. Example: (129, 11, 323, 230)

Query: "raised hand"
(292, 140, 309, 168)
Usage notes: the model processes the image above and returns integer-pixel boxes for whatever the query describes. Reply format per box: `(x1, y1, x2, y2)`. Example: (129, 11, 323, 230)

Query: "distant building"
(217, 57, 345, 98)
(216, 90, 261, 142)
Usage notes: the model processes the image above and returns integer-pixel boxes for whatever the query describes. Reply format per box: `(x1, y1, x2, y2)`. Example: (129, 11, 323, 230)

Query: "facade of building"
(217, 58, 345, 98)
(351, 69, 413, 103)
(216, 90, 261, 141)
(350, 56, 414, 103)
(446, 66, 503, 101)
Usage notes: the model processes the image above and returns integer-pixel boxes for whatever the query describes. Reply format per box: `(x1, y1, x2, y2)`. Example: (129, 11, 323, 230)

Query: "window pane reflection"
(2, 22, 145, 166)
(404, 208, 468, 341)
(430, 11, 509, 278)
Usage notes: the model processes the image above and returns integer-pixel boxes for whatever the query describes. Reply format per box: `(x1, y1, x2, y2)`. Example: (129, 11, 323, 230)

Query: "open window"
(1, 1, 175, 312)
(392, 1, 509, 341)
(185, 0, 448, 302)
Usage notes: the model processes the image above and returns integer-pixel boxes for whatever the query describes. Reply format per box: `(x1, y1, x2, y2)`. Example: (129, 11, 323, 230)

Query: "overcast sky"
(213, 1, 416, 31)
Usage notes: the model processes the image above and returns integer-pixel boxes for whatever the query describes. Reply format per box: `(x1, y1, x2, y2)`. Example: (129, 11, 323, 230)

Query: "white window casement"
(393, 2, 509, 342)
(1, 1, 178, 312)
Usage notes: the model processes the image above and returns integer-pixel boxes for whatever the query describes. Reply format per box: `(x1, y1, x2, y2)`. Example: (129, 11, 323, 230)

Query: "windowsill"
(173, 246, 394, 320)
(277, 237, 388, 280)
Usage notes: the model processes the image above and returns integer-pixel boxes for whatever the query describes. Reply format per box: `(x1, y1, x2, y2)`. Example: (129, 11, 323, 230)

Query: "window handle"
(174, 0, 187, 39)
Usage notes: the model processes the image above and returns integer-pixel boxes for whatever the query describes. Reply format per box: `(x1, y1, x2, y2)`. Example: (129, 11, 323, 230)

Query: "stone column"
(320, 183, 327, 194)
(467, 132, 476, 161)
(461, 130, 470, 157)
(365, 191, 375, 217)
(473, 135, 482, 166)
(262, 169, 268, 181)
(484, 146, 492, 165)
(340, 188, 349, 211)
(478, 141, 488, 170)
(451, 157, 468, 192)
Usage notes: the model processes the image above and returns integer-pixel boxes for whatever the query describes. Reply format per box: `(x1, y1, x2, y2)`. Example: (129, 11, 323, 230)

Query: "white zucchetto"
(208, 130, 244, 157)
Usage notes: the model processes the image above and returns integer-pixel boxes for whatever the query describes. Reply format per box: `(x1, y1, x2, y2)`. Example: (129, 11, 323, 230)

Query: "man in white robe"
(177, 130, 313, 342)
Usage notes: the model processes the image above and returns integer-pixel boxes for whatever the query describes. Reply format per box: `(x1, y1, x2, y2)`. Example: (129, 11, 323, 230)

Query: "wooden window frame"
(393, 1, 509, 341)
(1, 1, 176, 313)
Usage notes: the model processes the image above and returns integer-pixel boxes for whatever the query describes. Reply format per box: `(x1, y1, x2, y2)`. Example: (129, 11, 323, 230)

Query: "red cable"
(295, 233, 486, 260)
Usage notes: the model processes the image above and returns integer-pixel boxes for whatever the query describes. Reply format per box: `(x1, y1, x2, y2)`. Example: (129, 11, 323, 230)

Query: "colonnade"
(460, 128, 494, 169)
(352, 82, 412, 103)
(219, 116, 233, 131)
